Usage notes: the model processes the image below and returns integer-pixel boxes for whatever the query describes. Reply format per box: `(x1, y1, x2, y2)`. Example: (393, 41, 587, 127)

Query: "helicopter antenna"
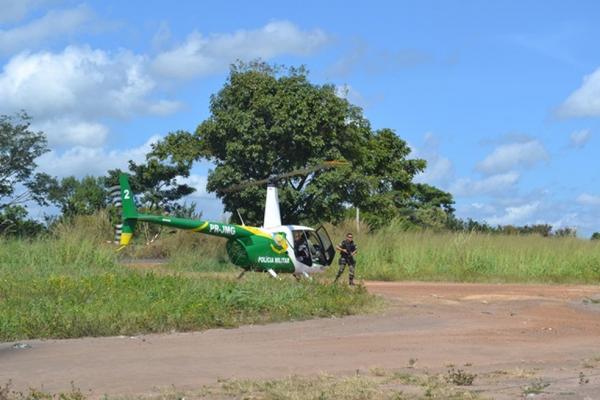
(236, 209, 246, 226)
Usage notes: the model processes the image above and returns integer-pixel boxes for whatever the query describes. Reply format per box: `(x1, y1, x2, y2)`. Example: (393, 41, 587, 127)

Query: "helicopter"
(110, 162, 345, 278)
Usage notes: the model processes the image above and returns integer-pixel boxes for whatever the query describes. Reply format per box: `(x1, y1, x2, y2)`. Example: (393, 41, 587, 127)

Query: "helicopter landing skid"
(294, 271, 312, 281)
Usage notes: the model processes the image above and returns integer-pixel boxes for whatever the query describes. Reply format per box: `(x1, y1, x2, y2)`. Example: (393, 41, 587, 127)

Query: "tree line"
(1, 61, 597, 240)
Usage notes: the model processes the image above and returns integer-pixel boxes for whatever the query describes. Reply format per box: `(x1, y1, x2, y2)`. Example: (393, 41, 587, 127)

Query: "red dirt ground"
(2, 281, 600, 398)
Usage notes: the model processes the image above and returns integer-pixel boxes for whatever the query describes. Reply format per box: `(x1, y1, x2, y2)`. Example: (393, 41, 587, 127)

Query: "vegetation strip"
(3, 212, 600, 341)
(132, 220, 600, 285)
(4, 366, 598, 399)
(0, 223, 376, 341)
(345, 222, 600, 283)
(0, 369, 487, 400)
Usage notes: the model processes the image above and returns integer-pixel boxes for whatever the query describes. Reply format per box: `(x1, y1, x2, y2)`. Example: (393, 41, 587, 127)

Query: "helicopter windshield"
(292, 229, 334, 267)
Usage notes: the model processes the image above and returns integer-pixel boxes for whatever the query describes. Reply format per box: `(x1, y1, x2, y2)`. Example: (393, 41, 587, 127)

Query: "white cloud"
(415, 157, 453, 185)
(175, 174, 225, 220)
(0, 45, 183, 148)
(0, 0, 50, 24)
(147, 99, 183, 116)
(477, 140, 548, 175)
(558, 67, 600, 117)
(31, 117, 109, 147)
(450, 171, 520, 197)
(453, 194, 600, 236)
(0, 5, 92, 55)
(569, 129, 591, 148)
(469, 202, 497, 214)
(485, 201, 540, 226)
(548, 213, 579, 230)
(176, 174, 214, 199)
(577, 193, 600, 206)
(0, 45, 177, 120)
(411, 132, 454, 186)
(37, 135, 161, 178)
(453, 202, 497, 224)
(151, 21, 172, 51)
(152, 20, 329, 80)
(0, 21, 325, 122)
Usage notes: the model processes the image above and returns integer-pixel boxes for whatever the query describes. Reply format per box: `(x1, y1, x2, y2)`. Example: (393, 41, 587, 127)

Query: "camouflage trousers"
(334, 258, 356, 284)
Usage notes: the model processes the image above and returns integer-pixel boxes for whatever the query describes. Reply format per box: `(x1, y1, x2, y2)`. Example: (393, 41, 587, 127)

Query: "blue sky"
(1, 0, 600, 236)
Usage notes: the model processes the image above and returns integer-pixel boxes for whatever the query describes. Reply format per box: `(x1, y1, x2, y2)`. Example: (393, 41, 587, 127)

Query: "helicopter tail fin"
(119, 219, 136, 246)
(118, 173, 137, 218)
(111, 174, 138, 246)
(117, 173, 138, 246)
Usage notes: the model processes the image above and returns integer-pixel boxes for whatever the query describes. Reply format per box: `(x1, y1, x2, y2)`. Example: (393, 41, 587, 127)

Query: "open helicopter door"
(315, 225, 335, 266)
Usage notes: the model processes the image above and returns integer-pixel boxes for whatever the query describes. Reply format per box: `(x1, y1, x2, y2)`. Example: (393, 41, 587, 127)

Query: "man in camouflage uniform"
(334, 232, 358, 285)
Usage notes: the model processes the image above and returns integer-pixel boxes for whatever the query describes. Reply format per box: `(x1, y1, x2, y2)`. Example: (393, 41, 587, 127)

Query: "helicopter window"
(292, 230, 312, 266)
(292, 229, 330, 267)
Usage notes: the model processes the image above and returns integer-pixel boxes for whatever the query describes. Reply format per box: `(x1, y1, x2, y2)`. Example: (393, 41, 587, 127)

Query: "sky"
(1, 0, 600, 236)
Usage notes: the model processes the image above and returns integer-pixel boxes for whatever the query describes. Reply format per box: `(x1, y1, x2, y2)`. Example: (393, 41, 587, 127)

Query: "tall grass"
(326, 220, 600, 284)
(115, 214, 600, 284)
(0, 271, 374, 341)
(0, 213, 376, 341)
(4, 211, 598, 342)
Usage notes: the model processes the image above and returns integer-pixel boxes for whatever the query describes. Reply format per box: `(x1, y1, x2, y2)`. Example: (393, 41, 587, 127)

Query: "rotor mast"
(223, 161, 348, 229)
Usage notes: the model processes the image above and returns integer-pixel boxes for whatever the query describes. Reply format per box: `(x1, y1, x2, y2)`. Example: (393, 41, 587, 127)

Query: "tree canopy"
(0, 111, 56, 211)
(47, 176, 108, 217)
(153, 61, 454, 228)
(106, 136, 196, 214)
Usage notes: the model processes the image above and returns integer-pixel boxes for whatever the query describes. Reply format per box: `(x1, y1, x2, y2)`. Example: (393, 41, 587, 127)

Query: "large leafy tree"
(106, 135, 196, 214)
(153, 61, 453, 227)
(48, 176, 108, 217)
(0, 111, 56, 211)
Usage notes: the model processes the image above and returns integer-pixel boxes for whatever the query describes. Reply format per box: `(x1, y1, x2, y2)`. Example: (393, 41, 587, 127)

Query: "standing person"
(334, 232, 358, 285)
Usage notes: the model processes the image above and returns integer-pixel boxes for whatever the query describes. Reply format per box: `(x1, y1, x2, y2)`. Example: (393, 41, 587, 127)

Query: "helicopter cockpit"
(291, 226, 335, 267)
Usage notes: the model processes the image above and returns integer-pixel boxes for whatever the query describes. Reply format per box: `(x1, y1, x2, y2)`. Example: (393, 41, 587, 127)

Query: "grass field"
(123, 219, 600, 285)
(0, 217, 376, 341)
(3, 213, 600, 341)
(342, 225, 600, 284)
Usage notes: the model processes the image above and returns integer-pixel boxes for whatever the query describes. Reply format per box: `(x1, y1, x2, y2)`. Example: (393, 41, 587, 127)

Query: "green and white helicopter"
(110, 164, 341, 278)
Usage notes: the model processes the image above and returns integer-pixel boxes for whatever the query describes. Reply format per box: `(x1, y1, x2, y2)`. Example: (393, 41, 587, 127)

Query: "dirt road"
(2, 281, 600, 398)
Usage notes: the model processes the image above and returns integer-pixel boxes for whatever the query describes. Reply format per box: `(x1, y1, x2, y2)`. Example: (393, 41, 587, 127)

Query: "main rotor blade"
(220, 160, 348, 193)
(221, 178, 270, 193)
(273, 160, 349, 181)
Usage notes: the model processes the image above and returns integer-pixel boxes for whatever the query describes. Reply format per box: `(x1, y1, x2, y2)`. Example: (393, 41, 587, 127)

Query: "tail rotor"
(108, 185, 122, 245)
